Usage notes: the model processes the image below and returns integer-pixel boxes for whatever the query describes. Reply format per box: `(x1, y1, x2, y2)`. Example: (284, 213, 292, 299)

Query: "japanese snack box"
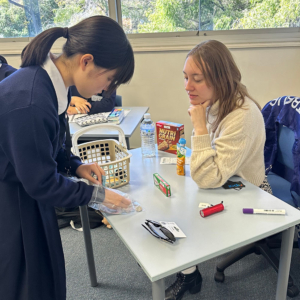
(156, 121, 184, 154)
(153, 173, 171, 197)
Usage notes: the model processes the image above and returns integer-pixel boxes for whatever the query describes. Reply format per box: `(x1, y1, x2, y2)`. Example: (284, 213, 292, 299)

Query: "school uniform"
(0, 56, 94, 300)
(70, 85, 116, 114)
(0, 62, 17, 81)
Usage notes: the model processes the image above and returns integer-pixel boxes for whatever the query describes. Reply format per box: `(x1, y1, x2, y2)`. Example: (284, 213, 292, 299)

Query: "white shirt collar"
(42, 54, 68, 115)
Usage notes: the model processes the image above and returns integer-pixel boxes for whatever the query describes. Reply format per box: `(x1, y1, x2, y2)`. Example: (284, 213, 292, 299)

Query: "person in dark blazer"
(0, 16, 134, 300)
(68, 85, 116, 114)
(0, 55, 17, 81)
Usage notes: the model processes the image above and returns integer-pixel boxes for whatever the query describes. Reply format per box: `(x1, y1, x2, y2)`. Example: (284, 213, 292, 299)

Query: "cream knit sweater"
(190, 97, 266, 188)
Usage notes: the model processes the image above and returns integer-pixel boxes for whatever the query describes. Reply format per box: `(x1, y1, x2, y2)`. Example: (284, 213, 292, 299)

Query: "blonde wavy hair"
(187, 40, 260, 132)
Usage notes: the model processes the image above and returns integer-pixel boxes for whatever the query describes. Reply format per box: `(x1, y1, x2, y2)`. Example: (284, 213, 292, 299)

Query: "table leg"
(276, 226, 295, 300)
(126, 137, 130, 149)
(152, 278, 165, 300)
(80, 205, 98, 287)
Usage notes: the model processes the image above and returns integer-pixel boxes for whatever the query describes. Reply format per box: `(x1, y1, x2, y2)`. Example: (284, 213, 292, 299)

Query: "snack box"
(156, 121, 184, 154)
(153, 173, 171, 197)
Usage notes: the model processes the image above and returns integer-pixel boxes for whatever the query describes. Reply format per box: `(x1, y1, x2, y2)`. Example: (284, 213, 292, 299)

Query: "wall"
(119, 46, 300, 148)
(4, 45, 300, 149)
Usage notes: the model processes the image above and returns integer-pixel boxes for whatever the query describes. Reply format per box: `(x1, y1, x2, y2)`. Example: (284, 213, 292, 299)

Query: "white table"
(102, 148, 300, 300)
(80, 148, 300, 299)
(69, 107, 149, 149)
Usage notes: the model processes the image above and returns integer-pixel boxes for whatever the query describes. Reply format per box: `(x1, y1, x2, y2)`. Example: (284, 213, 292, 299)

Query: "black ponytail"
(21, 16, 134, 92)
(21, 27, 66, 67)
(0, 55, 8, 64)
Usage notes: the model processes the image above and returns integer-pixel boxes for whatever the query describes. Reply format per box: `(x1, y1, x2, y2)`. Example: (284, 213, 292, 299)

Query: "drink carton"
(156, 121, 184, 155)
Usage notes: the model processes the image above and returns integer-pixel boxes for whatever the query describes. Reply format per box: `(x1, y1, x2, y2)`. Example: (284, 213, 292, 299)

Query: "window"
(0, 0, 109, 38)
(0, 0, 299, 39)
(121, 0, 300, 34)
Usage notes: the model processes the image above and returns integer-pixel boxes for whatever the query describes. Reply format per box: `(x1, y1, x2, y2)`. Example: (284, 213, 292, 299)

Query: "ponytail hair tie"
(62, 27, 69, 39)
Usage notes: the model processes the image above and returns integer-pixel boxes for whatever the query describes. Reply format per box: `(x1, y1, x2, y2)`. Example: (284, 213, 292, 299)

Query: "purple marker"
(243, 208, 286, 215)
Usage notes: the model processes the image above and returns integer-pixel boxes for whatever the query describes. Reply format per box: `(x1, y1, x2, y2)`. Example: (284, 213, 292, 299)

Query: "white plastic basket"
(72, 124, 132, 188)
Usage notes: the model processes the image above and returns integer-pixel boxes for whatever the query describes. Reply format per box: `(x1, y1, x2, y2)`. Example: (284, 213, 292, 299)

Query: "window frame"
(1, 0, 300, 54)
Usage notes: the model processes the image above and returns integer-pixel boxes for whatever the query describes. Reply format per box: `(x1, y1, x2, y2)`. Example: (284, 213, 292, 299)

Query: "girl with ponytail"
(0, 16, 134, 300)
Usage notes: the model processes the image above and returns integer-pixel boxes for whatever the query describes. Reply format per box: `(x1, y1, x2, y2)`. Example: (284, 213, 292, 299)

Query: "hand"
(71, 96, 92, 114)
(76, 163, 105, 185)
(188, 101, 210, 136)
(67, 106, 77, 115)
(103, 189, 131, 209)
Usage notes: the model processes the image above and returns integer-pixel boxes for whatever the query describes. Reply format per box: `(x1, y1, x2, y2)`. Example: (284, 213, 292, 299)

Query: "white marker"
(243, 208, 286, 215)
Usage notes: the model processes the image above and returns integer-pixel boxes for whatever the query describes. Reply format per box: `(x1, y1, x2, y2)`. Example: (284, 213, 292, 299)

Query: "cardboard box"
(156, 121, 184, 154)
(153, 173, 171, 197)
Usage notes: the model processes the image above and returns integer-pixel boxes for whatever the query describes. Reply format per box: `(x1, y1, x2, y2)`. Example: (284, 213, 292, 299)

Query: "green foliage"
(39, 0, 59, 29)
(0, 0, 108, 37)
(138, 0, 199, 33)
(121, 0, 156, 33)
(0, 1, 28, 37)
(0, 0, 300, 38)
(233, 0, 300, 28)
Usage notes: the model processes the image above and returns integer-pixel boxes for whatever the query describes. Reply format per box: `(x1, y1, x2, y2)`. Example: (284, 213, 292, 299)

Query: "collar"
(209, 100, 219, 115)
(42, 54, 68, 114)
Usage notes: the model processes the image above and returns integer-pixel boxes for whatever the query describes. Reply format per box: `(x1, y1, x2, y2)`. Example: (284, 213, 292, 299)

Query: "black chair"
(214, 124, 299, 297)
(115, 95, 122, 107)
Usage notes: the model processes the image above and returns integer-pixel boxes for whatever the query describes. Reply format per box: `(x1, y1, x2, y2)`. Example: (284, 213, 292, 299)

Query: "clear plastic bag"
(68, 177, 143, 215)
(89, 185, 143, 215)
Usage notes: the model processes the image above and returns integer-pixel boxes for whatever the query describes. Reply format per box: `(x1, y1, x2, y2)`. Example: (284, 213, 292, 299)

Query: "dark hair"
(0, 55, 8, 64)
(21, 16, 134, 92)
(187, 40, 260, 132)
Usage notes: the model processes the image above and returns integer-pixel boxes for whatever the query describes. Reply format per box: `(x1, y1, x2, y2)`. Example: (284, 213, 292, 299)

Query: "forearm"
(190, 134, 247, 189)
(88, 98, 114, 114)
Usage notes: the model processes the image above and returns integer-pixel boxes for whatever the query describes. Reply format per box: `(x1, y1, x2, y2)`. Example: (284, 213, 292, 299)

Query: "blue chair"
(214, 102, 299, 297)
(267, 125, 300, 207)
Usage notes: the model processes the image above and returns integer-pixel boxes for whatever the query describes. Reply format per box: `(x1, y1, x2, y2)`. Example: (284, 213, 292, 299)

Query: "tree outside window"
(121, 0, 300, 33)
(0, 0, 109, 38)
(0, 0, 300, 38)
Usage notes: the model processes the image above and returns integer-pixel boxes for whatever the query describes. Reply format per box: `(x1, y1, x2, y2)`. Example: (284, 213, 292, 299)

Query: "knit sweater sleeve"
(190, 112, 254, 189)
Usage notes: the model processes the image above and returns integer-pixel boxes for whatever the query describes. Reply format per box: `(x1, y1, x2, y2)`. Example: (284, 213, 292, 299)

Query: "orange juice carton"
(156, 121, 184, 155)
(153, 173, 171, 197)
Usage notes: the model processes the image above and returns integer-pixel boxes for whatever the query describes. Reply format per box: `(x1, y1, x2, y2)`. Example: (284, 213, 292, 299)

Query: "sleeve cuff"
(191, 134, 211, 151)
(69, 155, 83, 176)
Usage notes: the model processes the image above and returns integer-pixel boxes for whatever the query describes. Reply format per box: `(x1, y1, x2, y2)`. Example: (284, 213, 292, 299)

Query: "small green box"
(153, 173, 171, 197)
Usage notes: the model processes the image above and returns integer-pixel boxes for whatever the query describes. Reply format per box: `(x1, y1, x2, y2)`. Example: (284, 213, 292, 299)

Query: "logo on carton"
(159, 183, 166, 194)
(156, 121, 184, 155)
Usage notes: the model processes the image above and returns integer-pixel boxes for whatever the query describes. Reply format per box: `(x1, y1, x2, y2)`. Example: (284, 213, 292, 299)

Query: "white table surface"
(69, 107, 149, 138)
(104, 148, 300, 284)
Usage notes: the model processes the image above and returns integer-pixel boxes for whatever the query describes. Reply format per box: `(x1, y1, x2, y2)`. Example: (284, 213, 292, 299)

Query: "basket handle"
(71, 124, 128, 156)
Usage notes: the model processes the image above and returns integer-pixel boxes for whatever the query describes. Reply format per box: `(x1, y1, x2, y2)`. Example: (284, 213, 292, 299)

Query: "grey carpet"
(60, 226, 300, 300)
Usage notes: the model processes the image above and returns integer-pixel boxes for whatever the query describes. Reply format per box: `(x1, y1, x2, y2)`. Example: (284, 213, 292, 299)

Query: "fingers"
(121, 197, 131, 207)
(78, 105, 89, 114)
(87, 175, 100, 185)
(83, 103, 90, 113)
(202, 100, 210, 109)
(113, 196, 131, 208)
(96, 164, 105, 176)
(91, 163, 103, 182)
(75, 101, 90, 113)
(77, 106, 85, 114)
(104, 190, 131, 208)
